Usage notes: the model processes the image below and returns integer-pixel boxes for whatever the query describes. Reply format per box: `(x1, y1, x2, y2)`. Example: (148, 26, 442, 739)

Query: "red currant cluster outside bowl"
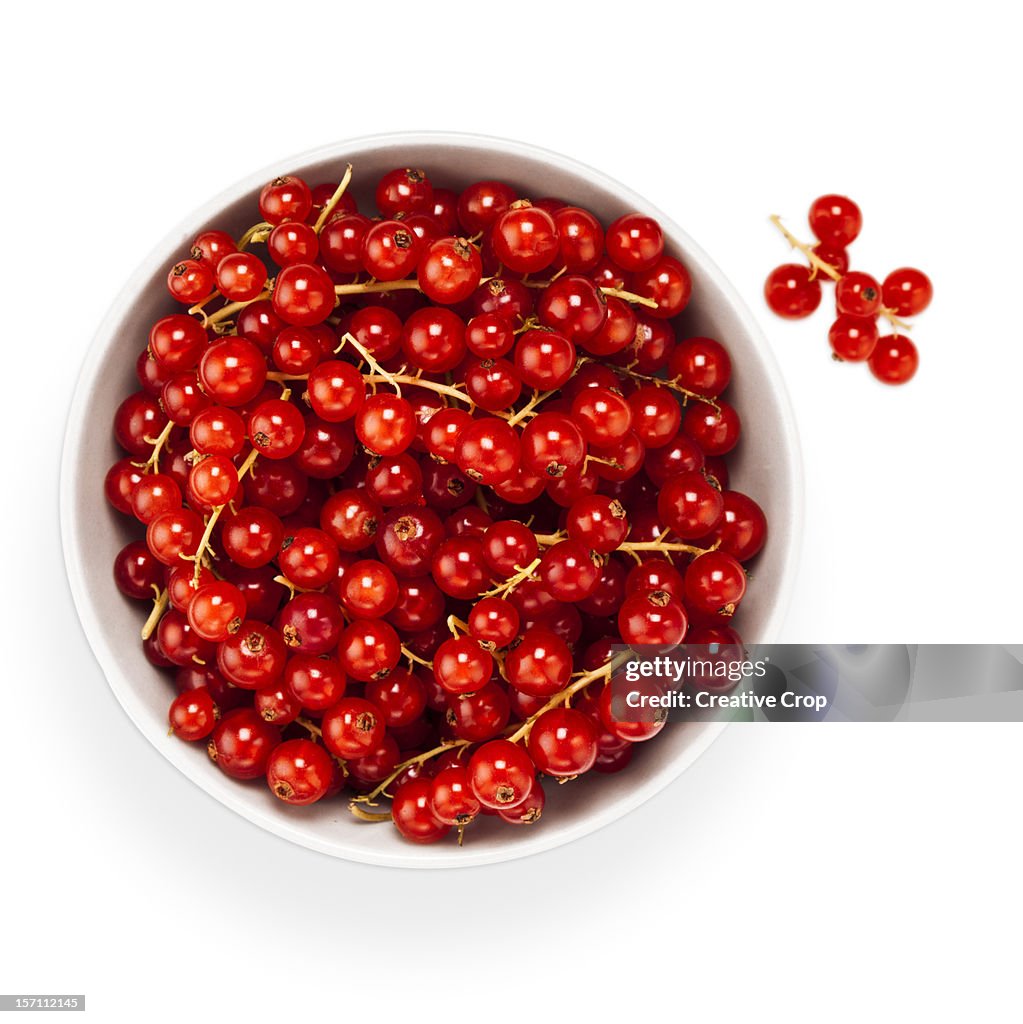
(61, 133, 802, 867)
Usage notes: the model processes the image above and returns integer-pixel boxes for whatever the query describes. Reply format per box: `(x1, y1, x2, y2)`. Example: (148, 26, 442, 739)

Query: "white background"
(3, 1, 1021, 1019)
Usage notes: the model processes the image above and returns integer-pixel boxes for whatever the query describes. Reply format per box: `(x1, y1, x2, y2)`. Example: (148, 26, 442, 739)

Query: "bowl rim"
(59, 130, 804, 868)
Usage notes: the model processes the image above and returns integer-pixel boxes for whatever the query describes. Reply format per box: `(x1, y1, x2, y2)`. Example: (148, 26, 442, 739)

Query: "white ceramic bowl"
(60, 132, 802, 868)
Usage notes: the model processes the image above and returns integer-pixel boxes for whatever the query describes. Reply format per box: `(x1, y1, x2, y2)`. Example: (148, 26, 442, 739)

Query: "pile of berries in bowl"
(64, 135, 800, 866)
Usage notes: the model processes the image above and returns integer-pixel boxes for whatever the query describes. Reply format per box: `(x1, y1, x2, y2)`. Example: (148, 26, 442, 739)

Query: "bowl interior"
(61, 133, 800, 867)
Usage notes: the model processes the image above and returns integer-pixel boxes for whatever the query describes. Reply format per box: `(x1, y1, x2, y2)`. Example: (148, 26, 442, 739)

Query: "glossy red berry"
(882, 267, 932, 317)
(618, 589, 688, 649)
(808, 194, 862, 247)
(631, 256, 692, 319)
(764, 264, 822, 319)
(468, 739, 535, 810)
(169, 687, 219, 741)
(490, 202, 559, 274)
(376, 167, 434, 217)
(505, 628, 572, 697)
(417, 237, 482, 304)
(208, 709, 280, 780)
(869, 334, 919, 385)
(322, 696, 386, 758)
(835, 271, 882, 318)
(828, 315, 879, 362)
(272, 263, 336, 326)
(657, 471, 724, 539)
(527, 708, 599, 777)
(216, 252, 268, 302)
(392, 778, 451, 843)
(259, 176, 313, 225)
(605, 213, 664, 271)
(266, 739, 334, 805)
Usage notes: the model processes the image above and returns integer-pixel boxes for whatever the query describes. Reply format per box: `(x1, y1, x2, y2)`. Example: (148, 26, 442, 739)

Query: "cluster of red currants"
(763, 194, 932, 385)
(106, 161, 767, 844)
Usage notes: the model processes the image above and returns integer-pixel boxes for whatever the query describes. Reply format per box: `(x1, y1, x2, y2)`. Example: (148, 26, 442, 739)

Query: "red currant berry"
(272, 263, 336, 326)
(808, 194, 862, 247)
(217, 622, 287, 688)
(337, 619, 401, 683)
(149, 314, 207, 371)
(538, 540, 602, 602)
(278, 527, 339, 589)
(146, 508, 203, 565)
(266, 738, 334, 805)
(431, 537, 490, 599)
(668, 337, 732, 398)
(681, 400, 741, 456)
(505, 627, 572, 697)
(190, 406, 246, 457)
(514, 328, 577, 390)
(216, 252, 268, 302)
(417, 237, 483, 305)
(566, 495, 629, 553)
(869, 334, 919, 385)
(322, 696, 386, 758)
(618, 589, 688, 649)
(248, 398, 306, 459)
(362, 220, 422, 281)
(455, 419, 521, 486)
(684, 551, 747, 616)
(208, 708, 280, 779)
(657, 471, 724, 538)
(468, 739, 535, 810)
(490, 202, 559, 274)
(463, 357, 523, 412)
(113, 540, 164, 600)
(259, 176, 313, 225)
(365, 668, 427, 728)
(341, 559, 399, 619)
(392, 778, 451, 843)
(320, 214, 371, 274)
(430, 764, 480, 825)
(465, 312, 515, 358)
(537, 275, 607, 344)
(606, 213, 664, 271)
(284, 654, 346, 711)
(467, 597, 520, 649)
(599, 674, 667, 742)
(169, 687, 219, 741)
(764, 264, 822, 319)
(627, 385, 682, 448)
(631, 256, 692, 319)
(520, 413, 586, 479)
(402, 307, 466, 373)
(571, 386, 632, 446)
(198, 338, 267, 407)
(457, 180, 518, 234)
(376, 167, 433, 217)
(187, 581, 247, 642)
(167, 258, 214, 304)
(835, 271, 882, 318)
(191, 229, 237, 269)
(527, 707, 599, 777)
(828, 314, 879, 362)
(553, 206, 604, 272)
(716, 491, 767, 562)
(882, 267, 932, 317)
(482, 520, 539, 576)
(434, 636, 493, 696)
(355, 394, 416, 456)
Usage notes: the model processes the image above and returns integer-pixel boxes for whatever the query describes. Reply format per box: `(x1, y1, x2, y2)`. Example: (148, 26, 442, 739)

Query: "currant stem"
(139, 421, 175, 473)
(769, 215, 841, 282)
(401, 645, 434, 669)
(348, 804, 392, 823)
(313, 163, 354, 234)
(599, 286, 659, 310)
(187, 504, 227, 586)
(506, 388, 555, 427)
(506, 650, 634, 744)
(334, 279, 423, 298)
(334, 331, 400, 394)
(479, 557, 541, 599)
(295, 715, 323, 739)
(140, 587, 168, 640)
(188, 290, 223, 325)
(205, 290, 272, 326)
(446, 614, 469, 637)
(237, 221, 272, 252)
(350, 738, 472, 808)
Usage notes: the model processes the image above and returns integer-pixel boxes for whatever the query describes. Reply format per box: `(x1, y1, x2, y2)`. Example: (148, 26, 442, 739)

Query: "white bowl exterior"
(60, 132, 803, 868)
